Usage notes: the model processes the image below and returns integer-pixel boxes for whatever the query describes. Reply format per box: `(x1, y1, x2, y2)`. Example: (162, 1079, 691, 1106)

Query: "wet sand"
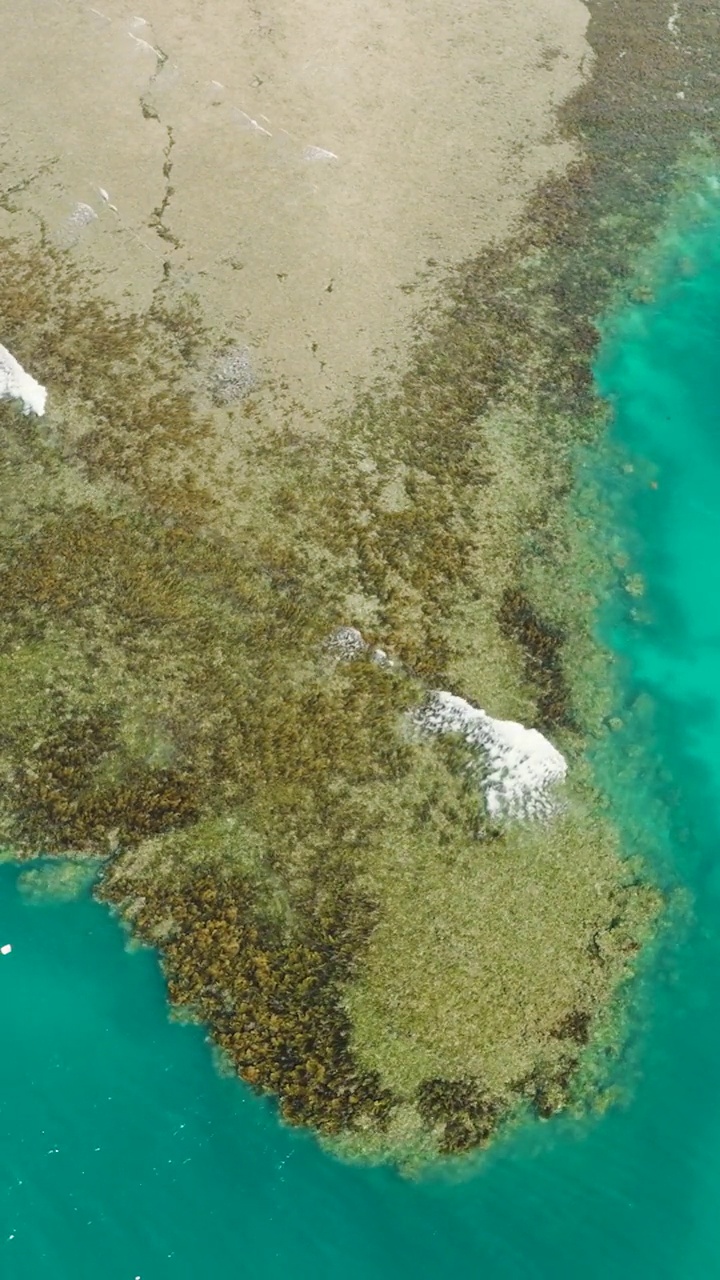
(0, 0, 589, 415)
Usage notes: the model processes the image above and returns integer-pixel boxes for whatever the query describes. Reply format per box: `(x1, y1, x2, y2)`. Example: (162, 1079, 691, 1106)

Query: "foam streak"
(0, 344, 47, 416)
(414, 691, 567, 820)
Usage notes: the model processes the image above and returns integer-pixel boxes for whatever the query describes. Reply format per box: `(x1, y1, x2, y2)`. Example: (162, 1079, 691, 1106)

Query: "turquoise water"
(4, 198, 720, 1277)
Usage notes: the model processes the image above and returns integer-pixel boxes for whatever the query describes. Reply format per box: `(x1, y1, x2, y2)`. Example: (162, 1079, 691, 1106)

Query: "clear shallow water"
(4, 198, 720, 1277)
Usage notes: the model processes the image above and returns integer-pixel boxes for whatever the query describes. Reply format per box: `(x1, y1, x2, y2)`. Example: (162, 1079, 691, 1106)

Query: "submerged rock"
(208, 345, 256, 404)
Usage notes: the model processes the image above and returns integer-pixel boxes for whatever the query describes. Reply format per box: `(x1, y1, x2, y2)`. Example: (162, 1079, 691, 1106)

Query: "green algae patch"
(345, 804, 656, 1099)
(0, 113, 667, 1168)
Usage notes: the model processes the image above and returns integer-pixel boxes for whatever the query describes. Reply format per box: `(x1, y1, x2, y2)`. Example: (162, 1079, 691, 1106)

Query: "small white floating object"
(232, 108, 272, 137)
(0, 344, 47, 416)
(1, 944, 12, 956)
(414, 691, 567, 821)
(128, 30, 161, 57)
(98, 187, 119, 214)
(302, 145, 338, 162)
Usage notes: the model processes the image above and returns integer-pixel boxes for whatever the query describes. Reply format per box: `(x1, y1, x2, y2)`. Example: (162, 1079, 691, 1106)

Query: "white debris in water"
(1, 944, 11, 955)
(303, 145, 338, 162)
(231, 107, 272, 137)
(98, 187, 119, 214)
(0, 344, 47, 416)
(668, 3, 680, 34)
(128, 30, 162, 57)
(414, 690, 567, 821)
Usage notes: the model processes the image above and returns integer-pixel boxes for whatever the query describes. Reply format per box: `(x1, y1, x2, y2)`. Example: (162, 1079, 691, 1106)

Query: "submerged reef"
(0, 0, 715, 1167)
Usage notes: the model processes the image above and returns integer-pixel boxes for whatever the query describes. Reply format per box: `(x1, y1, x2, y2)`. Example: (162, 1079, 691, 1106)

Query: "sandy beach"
(0, 0, 589, 415)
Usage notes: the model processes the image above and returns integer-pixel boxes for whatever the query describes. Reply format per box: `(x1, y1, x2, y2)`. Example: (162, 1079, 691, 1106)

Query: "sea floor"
(3, 184, 720, 1278)
(3, 0, 720, 1271)
(4, 170, 717, 1280)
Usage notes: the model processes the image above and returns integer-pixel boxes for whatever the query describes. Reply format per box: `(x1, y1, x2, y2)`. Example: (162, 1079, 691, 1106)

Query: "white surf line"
(413, 691, 568, 822)
(325, 627, 567, 821)
(0, 345, 47, 416)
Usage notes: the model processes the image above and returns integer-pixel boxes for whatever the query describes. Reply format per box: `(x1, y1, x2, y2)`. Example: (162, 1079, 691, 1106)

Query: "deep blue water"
(4, 190, 720, 1277)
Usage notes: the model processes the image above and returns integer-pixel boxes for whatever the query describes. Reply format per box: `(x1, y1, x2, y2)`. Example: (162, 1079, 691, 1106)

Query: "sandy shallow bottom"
(0, 0, 587, 415)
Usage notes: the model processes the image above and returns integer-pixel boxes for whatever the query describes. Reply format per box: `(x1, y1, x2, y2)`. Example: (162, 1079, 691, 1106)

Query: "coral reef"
(1, 0, 712, 1165)
(0, 193, 659, 1162)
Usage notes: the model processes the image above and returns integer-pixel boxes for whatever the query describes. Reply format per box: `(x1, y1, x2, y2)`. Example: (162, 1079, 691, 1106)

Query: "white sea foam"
(0, 344, 47, 416)
(325, 625, 567, 820)
(414, 690, 567, 821)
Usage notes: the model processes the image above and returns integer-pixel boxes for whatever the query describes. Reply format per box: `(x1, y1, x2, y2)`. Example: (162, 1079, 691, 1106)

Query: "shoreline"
(0, 0, 716, 1167)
